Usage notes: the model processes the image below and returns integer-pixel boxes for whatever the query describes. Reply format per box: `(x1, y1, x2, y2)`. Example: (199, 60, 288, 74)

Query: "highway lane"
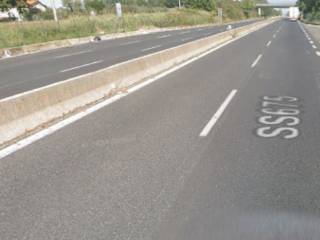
(2, 19, 320, 240)
(0, 19, 258, 99)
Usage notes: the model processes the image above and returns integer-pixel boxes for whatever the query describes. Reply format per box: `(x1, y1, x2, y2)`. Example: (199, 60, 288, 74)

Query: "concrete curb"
(0, 18, 277, 147)
(0, 18, 260, 59)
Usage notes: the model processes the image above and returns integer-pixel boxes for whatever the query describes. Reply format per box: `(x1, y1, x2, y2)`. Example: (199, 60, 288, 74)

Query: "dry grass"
(0, 9, 214, 49)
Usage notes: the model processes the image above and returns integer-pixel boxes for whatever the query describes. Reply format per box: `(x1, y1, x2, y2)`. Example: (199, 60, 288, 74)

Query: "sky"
(41, 0, 298, 10)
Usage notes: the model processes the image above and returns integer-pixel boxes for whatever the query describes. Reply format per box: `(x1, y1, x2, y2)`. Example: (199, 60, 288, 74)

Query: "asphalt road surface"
(2, 19, 320, 239)
(0, 19, 257, 99)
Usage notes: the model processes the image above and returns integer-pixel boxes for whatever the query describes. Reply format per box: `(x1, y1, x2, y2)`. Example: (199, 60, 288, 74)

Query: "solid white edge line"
(199, 89, 238, 137)
(60, 60, 103, 73)
(0, 22, 273, 160)
(251, 54, 263, 68)
(267, 40, 272, 46)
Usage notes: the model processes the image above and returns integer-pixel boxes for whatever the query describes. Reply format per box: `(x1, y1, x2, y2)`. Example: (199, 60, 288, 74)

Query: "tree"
(85, 0, 106, 13)
(0, 0, 26, 10)
(241, 0, 254, 18)
(184, 0, 216, 11)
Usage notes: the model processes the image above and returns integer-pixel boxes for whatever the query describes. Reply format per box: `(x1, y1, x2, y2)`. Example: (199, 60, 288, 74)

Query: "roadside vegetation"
(298, 0, 320, 24)
(0, 0, 278, 49)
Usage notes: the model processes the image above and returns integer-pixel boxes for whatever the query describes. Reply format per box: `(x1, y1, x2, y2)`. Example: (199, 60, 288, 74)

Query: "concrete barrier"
(0, 19, 277, 146)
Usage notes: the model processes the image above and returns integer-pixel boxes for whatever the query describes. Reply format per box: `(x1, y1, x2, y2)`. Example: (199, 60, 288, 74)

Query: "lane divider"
(267, 40, 272, 47)
(119, 40, 141, 46)
(199, 89, 238, 137)
(298, 21, 320, 55)
(157, 34, 171, 39)
(60, 60, 103, 73)
(53, 50, 92, 59)
(251, 54, 263, 68)
(141, 45, 162, 52)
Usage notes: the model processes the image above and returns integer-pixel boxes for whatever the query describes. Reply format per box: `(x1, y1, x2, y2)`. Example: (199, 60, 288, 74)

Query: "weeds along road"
(2, 19, 320, 239)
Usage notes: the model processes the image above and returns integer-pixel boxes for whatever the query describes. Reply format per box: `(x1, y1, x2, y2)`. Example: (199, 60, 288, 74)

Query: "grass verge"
(0, 9, 220, 49)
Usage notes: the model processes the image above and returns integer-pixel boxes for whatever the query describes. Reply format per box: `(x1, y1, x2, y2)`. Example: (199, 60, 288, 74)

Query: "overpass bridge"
(256, 3, 296, 8)
(255, 3, 297, 16)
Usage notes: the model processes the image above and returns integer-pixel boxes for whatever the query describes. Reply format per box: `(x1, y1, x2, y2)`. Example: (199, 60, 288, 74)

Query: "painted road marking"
(60, 60, 103, 73)
(119, 40, 141, 46)
(310, 41, 314, 44)
(158, 34, 171, 39)
(53, 50, 91, 59)
(316, 51, 320, 56)
(273, 34, 276, 38)
(0, 27, 256, 160)
(141, 45, 162, 52)
(267, 41, 272, 47)
(312, 45, 317, 49)
(251, 54, 262, 68)
(179, 30, 190, 35)
(256, 96, 301, 139)
(199, 89, 238, 137)
(181, 37, 192, 41)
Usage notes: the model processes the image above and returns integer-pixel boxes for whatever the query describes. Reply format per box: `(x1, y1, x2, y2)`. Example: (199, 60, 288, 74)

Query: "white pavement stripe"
(157, 34, 171, 39)
(310, 41, 314, 44)
(119, 40, 141, 46)
(251, 54, 263, 68)
(312, 45, 317, 49)
(267, 41, 272, 47)
(53, 50, 91, 59)
(199, 89, 238, 137)
(141, 45, 162, 52)
(60, 60, 103, 73)
(273, 34, 276, 38)
(178, 30, 191, 35)
(181, 37, 192, 41)
(316, 51, 320, 56)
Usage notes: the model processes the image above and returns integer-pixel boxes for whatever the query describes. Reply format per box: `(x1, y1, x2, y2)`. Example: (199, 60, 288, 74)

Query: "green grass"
(0, 9, 217, 49)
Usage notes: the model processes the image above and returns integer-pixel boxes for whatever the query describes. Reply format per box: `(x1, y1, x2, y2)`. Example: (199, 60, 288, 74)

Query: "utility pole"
(50, 0, 58, 22)
(178, 0, 181, 9)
